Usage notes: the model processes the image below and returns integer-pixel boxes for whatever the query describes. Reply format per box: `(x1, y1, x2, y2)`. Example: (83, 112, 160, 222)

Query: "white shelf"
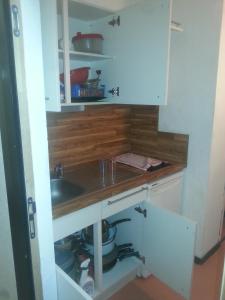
(98, 257, 141, 299)
(58, 49, 114, 62)
(61, 101, 112, 107)
(171, 21, 183, 32)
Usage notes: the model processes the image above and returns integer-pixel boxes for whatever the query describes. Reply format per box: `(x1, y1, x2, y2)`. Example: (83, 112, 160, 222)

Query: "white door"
(94, 0, 172, 105)
(143, 202, 196, 299)
(10, 0, 58, 299)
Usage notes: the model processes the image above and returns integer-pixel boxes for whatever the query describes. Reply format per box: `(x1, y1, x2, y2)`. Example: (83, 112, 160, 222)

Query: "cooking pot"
(81, 243, 140, 273)
(82, 218, 131, 256)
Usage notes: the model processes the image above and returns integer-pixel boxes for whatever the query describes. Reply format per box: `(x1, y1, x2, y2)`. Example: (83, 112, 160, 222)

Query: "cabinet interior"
(54, 0, 172, 107)
(54, 203, 145, 298)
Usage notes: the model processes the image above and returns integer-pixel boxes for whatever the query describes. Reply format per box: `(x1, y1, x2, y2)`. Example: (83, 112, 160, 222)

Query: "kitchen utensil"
(82, 218, 131, 256)
(103, 245, 140, 272)
(81, 243, 140, 273)
(72, 32, 104, 54)
(60, 67, 90, 85)
(83, 218, 131, 244)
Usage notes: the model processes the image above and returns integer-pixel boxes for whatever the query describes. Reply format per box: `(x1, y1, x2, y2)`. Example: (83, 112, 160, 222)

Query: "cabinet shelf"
(102, 257, 141, 295)
(61, 101, 113, 111)
(58, 49, 114, 62)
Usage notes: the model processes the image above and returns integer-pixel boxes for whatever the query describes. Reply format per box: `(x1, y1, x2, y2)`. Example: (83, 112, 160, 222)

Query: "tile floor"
(110, 224, 225, 300)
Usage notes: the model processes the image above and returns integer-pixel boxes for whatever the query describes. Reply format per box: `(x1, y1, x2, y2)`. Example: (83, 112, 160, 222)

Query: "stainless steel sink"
(50, 178, 84, 205)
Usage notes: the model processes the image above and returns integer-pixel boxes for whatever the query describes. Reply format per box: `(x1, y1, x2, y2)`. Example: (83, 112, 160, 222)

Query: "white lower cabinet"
(148, 171, 184, 213)
(53, 184, 196, 300)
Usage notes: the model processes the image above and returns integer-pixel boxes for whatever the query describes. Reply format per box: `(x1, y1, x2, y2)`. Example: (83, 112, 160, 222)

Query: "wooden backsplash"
(129, 106, 189, 164)
(47, 105, 131, 170)
(47, 105, 189, 170)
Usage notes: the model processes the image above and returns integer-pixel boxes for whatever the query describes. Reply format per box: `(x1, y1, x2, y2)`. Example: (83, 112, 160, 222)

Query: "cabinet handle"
(107, 187, 147, 206)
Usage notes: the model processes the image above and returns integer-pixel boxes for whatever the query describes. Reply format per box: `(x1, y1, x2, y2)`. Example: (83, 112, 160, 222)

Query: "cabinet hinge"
(27, 197, 36, 239)
(108, 87, 120, 96)
(108, 16, 120, 27)
(139, 255, 145, 264)
(135, 206, 147, 218)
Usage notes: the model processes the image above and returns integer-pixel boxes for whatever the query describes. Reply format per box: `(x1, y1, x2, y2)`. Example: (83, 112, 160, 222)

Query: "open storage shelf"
(102, 257, 141, 294)
(58, 49, 114, 62)
(56, 256, 141, 300)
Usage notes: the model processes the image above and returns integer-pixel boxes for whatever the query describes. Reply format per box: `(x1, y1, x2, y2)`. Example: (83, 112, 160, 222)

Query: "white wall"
(206, 0, 225, 254)
(0, 134, 18, 300)
(159, 0, 224, 258)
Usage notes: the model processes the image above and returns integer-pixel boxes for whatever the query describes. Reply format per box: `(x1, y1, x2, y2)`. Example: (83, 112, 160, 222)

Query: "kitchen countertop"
(52, 160, 185, 219)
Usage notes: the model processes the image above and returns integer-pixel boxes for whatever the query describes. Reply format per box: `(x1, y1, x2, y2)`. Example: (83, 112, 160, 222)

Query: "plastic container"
(72, 32, 104, 54)
(60, 67, 90, 85)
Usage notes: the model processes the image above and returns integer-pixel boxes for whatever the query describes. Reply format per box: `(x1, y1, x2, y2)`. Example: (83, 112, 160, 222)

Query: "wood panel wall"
(129, 106, 189, 164)
(47, 105, 189, 170)
(47, 105, 131, 170)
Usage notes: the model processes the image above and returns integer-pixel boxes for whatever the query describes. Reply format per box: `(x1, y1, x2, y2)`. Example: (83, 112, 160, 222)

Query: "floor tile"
(109, 241, 225, 300)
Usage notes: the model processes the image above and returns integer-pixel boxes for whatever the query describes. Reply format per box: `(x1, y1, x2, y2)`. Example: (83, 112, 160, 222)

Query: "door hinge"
(108, 16, 120, 27)
(11, 5, 20, 37)
(135, 206, 147, 218)
(27, 197, 36, 239)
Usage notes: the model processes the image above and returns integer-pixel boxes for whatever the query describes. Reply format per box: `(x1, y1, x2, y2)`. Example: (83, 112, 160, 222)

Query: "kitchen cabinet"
(53, 183, 196, 300)
(40, 0, 172, 111)
(148, 171, 184, 213)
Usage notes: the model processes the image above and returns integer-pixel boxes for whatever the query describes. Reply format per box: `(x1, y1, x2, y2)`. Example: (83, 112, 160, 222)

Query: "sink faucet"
(54, 163, 64, 179)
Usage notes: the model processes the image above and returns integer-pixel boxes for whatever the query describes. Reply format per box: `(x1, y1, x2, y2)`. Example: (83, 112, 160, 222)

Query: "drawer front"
(102, 186, 148, 218)
(53, 202, 101, 242)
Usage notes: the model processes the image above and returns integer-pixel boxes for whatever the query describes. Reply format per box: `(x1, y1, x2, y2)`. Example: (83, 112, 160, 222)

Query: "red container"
(60, 67, 90, 85)
(72, 32, 104, 54)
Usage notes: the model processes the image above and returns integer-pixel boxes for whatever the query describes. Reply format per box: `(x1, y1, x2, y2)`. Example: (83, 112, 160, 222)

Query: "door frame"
(0, 1, 35, 299)
(1, 0, 58, 299)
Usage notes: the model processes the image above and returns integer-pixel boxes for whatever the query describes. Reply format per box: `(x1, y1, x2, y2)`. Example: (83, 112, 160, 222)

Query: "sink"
(50, 178, 84, 205)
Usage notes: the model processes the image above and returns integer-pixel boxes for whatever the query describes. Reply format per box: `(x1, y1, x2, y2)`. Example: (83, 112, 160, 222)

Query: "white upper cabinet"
(40, 0, 172, 111)
(93, 0, 172, 104)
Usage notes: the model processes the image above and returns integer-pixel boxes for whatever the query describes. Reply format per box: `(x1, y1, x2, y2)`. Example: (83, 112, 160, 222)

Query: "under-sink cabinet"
(53, 183, 196, 300)
(40, 0, 172, 111)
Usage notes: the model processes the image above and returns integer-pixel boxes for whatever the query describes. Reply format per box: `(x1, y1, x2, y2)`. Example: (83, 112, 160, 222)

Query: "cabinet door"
(143, 202, 196, 299)
(40, 0, 61, 111)
(93, 0, 171, 105)
(149, 172, 183, 213)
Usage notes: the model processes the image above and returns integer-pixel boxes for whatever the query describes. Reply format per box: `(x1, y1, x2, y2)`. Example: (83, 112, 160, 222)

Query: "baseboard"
(195, 242, 221, 265)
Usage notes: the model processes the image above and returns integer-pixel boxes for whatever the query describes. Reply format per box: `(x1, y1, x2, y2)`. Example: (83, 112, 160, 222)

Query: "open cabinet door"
(93, 0, 172, 105)
(143, 202, 196, 299)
